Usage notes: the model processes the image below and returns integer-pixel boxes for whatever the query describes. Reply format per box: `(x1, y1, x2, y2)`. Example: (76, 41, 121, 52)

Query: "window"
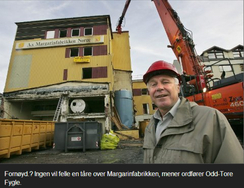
(46, 30, 55, 39)
(208, 49, 225, 59)
(216, 52, 224, 59)
(141, 88, 148, 95)
(72, 28, 80, 37)
(59, 29, 67, 38)
(84, 47, 92, 56)
(133, 89, 142, 96)
(219, 65, 232, 72)
(143, 103, 149, 114)
(70, 48, 79, 57)
(63, 69, 68, 80)
(83, 68, 92, 79)
(233, 50, 243, 58)
(152, 104, 157, 110)
(84, 28, 92, 36)
(240, 64, 244, 71)
(82, 67, 107, 79)
(132, 88, 148, 96)
(208, 52, 224, 59)
(208, 53, 215, 59)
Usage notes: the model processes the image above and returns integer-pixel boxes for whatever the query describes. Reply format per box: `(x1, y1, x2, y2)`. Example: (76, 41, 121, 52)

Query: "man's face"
(147, 74, 180, 115)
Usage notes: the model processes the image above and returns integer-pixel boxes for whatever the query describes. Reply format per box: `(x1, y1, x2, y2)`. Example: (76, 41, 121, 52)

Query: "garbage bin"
(54, 121, 102, 152)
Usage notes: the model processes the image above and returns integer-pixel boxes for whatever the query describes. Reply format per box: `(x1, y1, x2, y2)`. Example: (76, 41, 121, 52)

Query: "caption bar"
(3, 170, 234, 186)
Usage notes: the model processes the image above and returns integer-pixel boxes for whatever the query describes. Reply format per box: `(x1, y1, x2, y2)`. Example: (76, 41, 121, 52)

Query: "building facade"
(200, 45, 243, 88)
(3, 15, 133, 133)
(132, 80, 156, 126)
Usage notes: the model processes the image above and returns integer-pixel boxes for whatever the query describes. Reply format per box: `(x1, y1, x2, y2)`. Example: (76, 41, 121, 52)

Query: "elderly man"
(143, 60, 243, 163)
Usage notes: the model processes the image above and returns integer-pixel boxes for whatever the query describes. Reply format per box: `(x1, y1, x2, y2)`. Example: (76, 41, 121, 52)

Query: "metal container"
(0, 119, 54, 158)
(114, 90, 134, 128)
(54, 121, 102, 152)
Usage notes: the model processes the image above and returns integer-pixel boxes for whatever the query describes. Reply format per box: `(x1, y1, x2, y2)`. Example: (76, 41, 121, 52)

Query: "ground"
(0, 140, 144, 164)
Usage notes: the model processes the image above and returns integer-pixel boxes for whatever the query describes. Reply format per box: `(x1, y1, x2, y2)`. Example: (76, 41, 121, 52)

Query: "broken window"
(82, 67, 107, 79)
(83, 68, 92, 79)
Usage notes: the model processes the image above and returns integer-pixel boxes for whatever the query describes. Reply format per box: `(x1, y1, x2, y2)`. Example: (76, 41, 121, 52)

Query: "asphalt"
(0, 140, 144, 164)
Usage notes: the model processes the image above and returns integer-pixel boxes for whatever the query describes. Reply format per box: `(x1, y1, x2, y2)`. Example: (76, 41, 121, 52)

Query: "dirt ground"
(0, 140, 144, 164)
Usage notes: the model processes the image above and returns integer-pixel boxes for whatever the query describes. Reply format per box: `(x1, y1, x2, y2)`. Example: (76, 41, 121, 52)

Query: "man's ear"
(177, 84, 180, 94)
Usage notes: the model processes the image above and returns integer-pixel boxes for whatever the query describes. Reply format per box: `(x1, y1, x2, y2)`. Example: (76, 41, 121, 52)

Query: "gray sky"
(0, 0, 243, 93)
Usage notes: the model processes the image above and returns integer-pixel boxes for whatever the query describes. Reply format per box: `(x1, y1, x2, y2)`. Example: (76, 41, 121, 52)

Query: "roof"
(15, 15, 111, 25)
(200, 44, 243, 56)
(15, 15, 113, 40)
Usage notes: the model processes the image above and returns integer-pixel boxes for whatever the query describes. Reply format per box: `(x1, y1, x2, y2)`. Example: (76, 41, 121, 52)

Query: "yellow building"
(3, 15, 133, 133)
(132, 79, 156, 126)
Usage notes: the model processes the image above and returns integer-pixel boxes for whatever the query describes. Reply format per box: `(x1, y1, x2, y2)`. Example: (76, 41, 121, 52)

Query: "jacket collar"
(143, 97, 198, 148)
(168, 97, 195, 128)
(146, 97, 197, 133)
(160, 97, 197, 137)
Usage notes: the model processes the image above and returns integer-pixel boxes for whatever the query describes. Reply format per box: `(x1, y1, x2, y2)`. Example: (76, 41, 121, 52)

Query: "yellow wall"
(4, 27, 132, 93)
(112, 32, 131, 71)
(132, 80, 156, 116)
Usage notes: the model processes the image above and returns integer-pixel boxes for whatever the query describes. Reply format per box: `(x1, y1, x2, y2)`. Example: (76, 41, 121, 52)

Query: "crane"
(116, 0, 131, 34)
(152, 0, 243, 124)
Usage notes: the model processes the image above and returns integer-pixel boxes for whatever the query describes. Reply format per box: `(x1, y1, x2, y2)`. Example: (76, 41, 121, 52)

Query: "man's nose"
(156, 82, 165, 91)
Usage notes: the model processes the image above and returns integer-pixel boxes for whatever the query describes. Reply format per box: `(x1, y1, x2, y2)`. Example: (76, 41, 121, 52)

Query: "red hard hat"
(143, 60, 180, 84)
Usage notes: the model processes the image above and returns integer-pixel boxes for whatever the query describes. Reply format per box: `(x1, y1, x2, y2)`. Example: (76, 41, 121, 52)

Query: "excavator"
(116, 0, 243, 140)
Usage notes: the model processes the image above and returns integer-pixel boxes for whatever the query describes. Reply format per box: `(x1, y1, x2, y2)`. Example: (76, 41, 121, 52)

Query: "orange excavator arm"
(116, 0, 131, 34)
(152, 0, 203, 77)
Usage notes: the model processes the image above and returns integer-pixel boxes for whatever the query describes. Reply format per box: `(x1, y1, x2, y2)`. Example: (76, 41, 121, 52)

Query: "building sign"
(74, 56, 91, 63)
(15, 36, 104, 50)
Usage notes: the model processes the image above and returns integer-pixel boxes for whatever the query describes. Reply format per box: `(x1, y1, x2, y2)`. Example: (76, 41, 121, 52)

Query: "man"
(143, 60, 243, 163)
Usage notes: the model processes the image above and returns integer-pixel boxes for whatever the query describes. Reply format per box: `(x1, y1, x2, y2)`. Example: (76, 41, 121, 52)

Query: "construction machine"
(116, 0, 131, 34)
(117, 0, 243, 139)
(152, 0, 243, 126)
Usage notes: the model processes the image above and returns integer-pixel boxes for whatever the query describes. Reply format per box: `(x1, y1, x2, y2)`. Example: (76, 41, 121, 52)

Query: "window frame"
(46, 30, 55, 39)
(219, 65, 232, 72)
(70, 48, 79, 57)
(84, 47, 93, 56)
(59, 29, 67, 38)
(208, 49, 225, 60)
(71, 28, 80, 37)
(143, 103, 149, 114)
(84, 27, 93, 36)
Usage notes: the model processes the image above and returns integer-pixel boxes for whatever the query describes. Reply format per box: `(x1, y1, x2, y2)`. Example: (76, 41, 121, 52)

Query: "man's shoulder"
(181, 97, 220, 115)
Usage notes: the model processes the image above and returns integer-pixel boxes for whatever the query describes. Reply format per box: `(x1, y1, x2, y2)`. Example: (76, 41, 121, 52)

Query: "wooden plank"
(111, 116, 123, 130)
(115, 130, 139, 140)
(113, 107, 129, 130)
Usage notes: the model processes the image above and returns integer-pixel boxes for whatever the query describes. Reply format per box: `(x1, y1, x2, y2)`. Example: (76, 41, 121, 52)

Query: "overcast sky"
(0, 0, 243, 93)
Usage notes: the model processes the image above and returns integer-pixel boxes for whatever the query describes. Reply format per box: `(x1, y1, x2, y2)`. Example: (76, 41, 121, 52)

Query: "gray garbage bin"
(54, 121, 102, 152)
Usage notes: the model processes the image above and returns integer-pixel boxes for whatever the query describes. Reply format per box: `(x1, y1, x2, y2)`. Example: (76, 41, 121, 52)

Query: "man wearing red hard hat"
(143, 60, 243, 163)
